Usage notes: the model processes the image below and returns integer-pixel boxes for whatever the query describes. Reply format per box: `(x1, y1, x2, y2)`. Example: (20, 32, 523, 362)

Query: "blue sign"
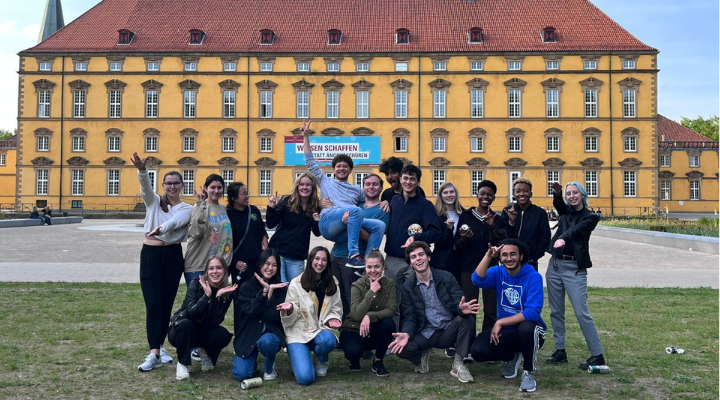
(284, 136, 381, 166)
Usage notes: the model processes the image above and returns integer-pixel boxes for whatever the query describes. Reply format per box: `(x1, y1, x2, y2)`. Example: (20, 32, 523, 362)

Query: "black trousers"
(168, 319, 232, 366)
(470, 320, 546, 373)
(399, 314, 476, 365)
(331, 256, 362, 321)
(460, 271, 497, 332)
(140, 244, 184, 350)
(339, 317, 396, 366)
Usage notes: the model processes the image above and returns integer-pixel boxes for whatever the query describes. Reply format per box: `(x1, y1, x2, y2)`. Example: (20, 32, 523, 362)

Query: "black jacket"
(176, 278, 233, 328)
(400, 269, 465, 340)
(430, 213, 456, 275)
(266, 197, 320, 260)
(503, 202, 551, 264)
(549, 193, 600, 270)
(227, 205, 268, 279)
(454, 208, 510, 273)
(233, 278, 287, 358)
(384, 193, 441, 258)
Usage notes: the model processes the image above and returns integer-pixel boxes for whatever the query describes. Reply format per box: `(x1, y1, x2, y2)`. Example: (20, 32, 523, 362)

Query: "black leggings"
(140, 244, 184, 350)
(168, 320, 232, 366)
(339, 317, 395, 366)
(470, 320, 546, 373)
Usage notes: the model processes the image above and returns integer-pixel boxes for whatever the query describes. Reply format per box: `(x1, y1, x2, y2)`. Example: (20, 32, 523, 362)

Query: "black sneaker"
(445, 347, 456, 358)
(372, 360, 389, 377)
(578, 354, 605, 370)
(362, 350, 374, 360)
(346, 255, 365, 269)
(349, 362, 362, 372)
(546, 349, 568, 363)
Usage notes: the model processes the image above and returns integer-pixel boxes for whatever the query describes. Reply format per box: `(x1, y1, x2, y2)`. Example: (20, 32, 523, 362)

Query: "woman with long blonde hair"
(432, 182, 464, 277)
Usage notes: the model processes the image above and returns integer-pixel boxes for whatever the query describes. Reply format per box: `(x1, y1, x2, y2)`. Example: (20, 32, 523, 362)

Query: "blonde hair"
(204, 256, 231, 299)
(512, 177, 533, 191)
(434, 182, 464, 217)
(286, 172, 320, 218)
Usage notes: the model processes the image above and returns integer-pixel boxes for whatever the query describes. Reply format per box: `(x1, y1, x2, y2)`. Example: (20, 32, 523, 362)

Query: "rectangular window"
(394, 136, 407, 152)
(584, 89, 598, 118)
(109, 62, 122, 71)
(623, 60, 636, 69)
(147, 62, 159, 71)
(624, 136, 637, 152)
(432, 137, 446, 152)
(71, 200, 83, 209)
(688, 182, 706, 201)
(327, 62, 340, 72)
(182, 170, 195, 196)
(546, 136, 560, 152)
(623, 89, 636, 117)
(260, 90, 273, 118)
(183, 90, 196, 118)
(73, 90, 86, 118)
(259, 170, 272, 196)
(147, 170, 157, 192)
(71, 169, 84, 195)
(108, 136, 121, 152)
(260, 62, 273, 72)
(38, 90, 51, 118)
(471, 170, 484, 196)
(623, 171, 637, 197)
(356, 91, 369, 118)
(470, 61, 484, 71)
(145, 137, 158, 152)
(36, 169, 48, 195)
(395, 62, 408, 72)
(661, 180, 671, 200)
(433, 61, 447, 71)
(74, 62, 87, 71)
(546, 171, 560, 196)
(509, 136, 522, 152)
(584, 60, 597, 70)
(432, 170, 446, 196)
(260, 137, 273, 153)
(107, 169, 120, 196)
(356, 62, 369, 72)
(690, 155, 700, 167)
(182, 137, 196, 152)
(546, 60, 559, 70)
(508, 89, 522, 118)
(145, 90, 158, 118)
(109, 90, 122, 118)
(508, 60, 522, 70)
(585, 136, 598, 152)
(326, 90, 339, 118)
(297, 62, 310, 72)
(223, 90, 236, 118)
(221, 170, 234, 184)
(223, 62, 236, 72)
(184, 62, 197, 71)
(471, 137, 484, 152)
(37, 136, 49, 152)
(546, 89, 559, 118)
(470, 89, 484, 118)
(72, 136, 85, 152)
(39, 62, 52, 71)
(433, 90, 446, 118)
(660, 155, 671, 168)
(0, 154, 4, 166)
(354, 172, 369, 186)
(297, 90, 309, 118)
(395, 90, 407, 118)
(222, 137, 235, 152)
(585, 171, 598, 197)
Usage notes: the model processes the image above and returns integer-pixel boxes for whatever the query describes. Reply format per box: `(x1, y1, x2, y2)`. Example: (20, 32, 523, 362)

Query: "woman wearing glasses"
(131, 152, 193, 372)
(226, 182, 269, 285)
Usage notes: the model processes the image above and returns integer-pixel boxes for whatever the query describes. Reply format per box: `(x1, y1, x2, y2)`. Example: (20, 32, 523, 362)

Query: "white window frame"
(145, 136, 158, 152)
(509, 136, 522, 152)
(74, 62, 87, 71)
(433, 61, 447, 71)
(394, 136, 408, 152)
(395, 62, 408, 72)
(297, 62, 310, 72)
(146, 62, 160, 72)
(623, 171, 637, 197)
(584, 89, 598, 118)
(356, 90, 369, 118)
(690, 155, 700, 168)
(354, 172, 369, 186)
(222, 137, 235, 153)
(585, 136, 598, 152)
(433, 90, 446, 118)
(72, 136, 85, 152)
(508, 89, 521, 118)
(260, 137, 273, 153)
(470, 61, 484, 71)
(356, 62, 369, 72)
(624, 136, 637, 152)
(182, 170, 195, 196)
(223, 62, 237, 72)
(259, 170, 272, 196)
(147, 170, 157, 192)
(660, 154, 671, 168)
(622, 60, 636, 69)
(0, 154, 4, 166)
(71, 169, 84, 196)
(107, 169, 120, 196)
(546, 171, 560, 197)
(109, 62, 122, 72)
(470, 137, 484, 152)
(326, 90, 339, 118)
(471, 89, 484, 118)
(661, 180, 671, 200)
(108, 136, 121, 152)
(432, 137, 446, 152)
(222, 170, 234, 184)
(37, 136, 50, 152)
(297, 90, 309, 119)
(508, 60, 522, 71)
(623, 89, 636, 118)
(395, 90, 407, 118)
(546, 89, 559, 118)
(546, 60, 559, 70)
(183, 90, 196, 118)
(38, 90, 51, 118)
(223, 90, 236, 118)
(471, 170, 484, 196)
(327, 62, 340, 72)
(184, 62, 197, 71)
(36, 169, 49, 195)
(73, 90, 86, 118)
(585, 170, 598, 197)
(546, 136, 560, 152)
(584, 60, 597, 70)
(260, 90, 273, 118)
(145, 90, 158, 118)
(39, 62, 52, 71)
(432, 170, 446, 196)
(182, 137, 196, 152)
(260, 62, 273, 72)
(109, 90, 122, 118)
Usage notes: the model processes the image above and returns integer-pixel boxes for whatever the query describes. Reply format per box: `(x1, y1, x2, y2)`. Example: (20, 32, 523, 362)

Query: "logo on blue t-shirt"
(500, 281, 523, 315)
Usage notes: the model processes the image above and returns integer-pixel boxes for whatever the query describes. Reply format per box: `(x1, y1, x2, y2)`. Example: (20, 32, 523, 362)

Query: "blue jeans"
(280, 257, 305, 283)
(231, 333, 281, 381)
(320, 208, 386, 258)
(287, 330, 338, 386)
(184, 271, 204, 289)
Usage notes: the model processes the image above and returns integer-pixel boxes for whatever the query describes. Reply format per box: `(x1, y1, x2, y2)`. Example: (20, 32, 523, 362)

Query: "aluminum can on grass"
(587, 365, 611, 374)
(666, 346, 685, 354)
(240, 377, 263, 390)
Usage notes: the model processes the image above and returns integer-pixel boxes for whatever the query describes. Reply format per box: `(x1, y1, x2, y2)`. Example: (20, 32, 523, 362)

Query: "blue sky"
(0, 0, 717, 131)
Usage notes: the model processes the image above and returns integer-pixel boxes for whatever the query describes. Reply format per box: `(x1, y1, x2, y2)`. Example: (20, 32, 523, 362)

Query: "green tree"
(0, 128, 15, 141)
(680, 115, 719, 141)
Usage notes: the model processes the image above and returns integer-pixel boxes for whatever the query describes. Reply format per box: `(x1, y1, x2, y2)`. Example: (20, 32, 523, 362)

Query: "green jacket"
(341, 275, 396, 333)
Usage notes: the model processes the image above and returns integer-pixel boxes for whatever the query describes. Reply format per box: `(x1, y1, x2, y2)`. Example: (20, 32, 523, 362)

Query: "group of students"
(132, 121, 606, 393)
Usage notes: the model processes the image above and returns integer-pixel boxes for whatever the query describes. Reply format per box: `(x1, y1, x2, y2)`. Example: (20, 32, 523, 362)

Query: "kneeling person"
(389, 241, 479, 383)
(469, 238, 546, 393)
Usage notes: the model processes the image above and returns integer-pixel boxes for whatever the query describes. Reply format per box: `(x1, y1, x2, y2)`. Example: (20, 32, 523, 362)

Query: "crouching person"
(469, 238, 546, 392)
(388, 241, 479, 383)
(232, 249, 288, 382)
(168, 256, 237, 380)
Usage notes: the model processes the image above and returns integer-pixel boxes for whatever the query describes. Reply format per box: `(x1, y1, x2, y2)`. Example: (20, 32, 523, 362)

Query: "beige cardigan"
(280, 276, 343, 344)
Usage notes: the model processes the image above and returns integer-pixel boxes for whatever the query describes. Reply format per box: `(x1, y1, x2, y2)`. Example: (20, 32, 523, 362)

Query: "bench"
(0, 216, 83, 228)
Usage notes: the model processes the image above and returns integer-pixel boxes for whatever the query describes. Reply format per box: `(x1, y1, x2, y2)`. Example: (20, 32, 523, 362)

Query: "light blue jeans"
(280, 257, 305, 283)
(287, 330, 338, 386)
(319, 207, 386, 258)
(231, 333, 281, 381)
(183, 271, 204, 289)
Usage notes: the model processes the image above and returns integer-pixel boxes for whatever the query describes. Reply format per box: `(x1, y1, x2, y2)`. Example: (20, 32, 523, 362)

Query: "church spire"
(38, 0, 65, 43)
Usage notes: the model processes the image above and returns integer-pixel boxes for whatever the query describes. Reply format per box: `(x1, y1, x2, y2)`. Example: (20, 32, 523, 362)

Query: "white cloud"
(22, 23, 40, 40)
(0, 21, 17, 33)
(0, 53, 20, 131)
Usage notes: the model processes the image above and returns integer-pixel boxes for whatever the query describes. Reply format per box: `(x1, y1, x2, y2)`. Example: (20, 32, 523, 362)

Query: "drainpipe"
(608, 53, 614, 215)
(246, 54, 250, 185)
(59, 55, 65, 212)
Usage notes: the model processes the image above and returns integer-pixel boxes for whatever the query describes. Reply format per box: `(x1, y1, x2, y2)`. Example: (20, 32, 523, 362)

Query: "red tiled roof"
(0, 135, 17, 149)
(23, 0, 656, 54)
(657, 115, 716, 142)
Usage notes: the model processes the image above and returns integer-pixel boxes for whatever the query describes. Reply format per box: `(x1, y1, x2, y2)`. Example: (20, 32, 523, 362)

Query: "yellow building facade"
(0, 136, 17, 206)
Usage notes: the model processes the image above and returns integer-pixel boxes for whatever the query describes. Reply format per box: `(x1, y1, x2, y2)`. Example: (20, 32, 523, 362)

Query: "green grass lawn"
(0, 283, 717, 400)
(600, 217, 719, 238)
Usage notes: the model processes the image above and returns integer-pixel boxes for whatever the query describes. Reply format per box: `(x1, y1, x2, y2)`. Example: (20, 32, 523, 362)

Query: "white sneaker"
(414, 349, 430, 374)
(159, 347, 173, 364)
(176, 363, 190, 380)
(199, 348, 214, 372)
(263, 363, 278, 381)
(315, 361, 329, 377)
(138, 353, 162, 372)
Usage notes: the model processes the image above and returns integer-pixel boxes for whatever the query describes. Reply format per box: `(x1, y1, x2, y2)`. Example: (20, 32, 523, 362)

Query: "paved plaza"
(0, 219, 717, 288)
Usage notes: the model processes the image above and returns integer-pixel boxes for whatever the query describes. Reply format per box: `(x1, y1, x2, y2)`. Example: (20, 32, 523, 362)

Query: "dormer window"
(328, 29, 342, 45)
(542, 27, 557, 43)
(468, 27, 483, 43)
(260, 29, 275, 45)
(189, 29, 205, 45)
(117, 29, 135, 45)
(396, 28, 410, 45)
